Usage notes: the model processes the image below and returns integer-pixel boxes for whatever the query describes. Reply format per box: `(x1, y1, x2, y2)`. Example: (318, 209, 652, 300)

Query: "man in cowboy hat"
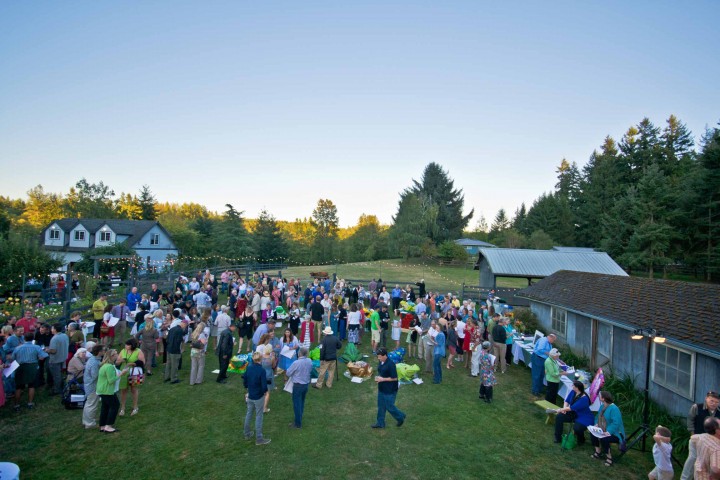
(314, 326, 342, 390)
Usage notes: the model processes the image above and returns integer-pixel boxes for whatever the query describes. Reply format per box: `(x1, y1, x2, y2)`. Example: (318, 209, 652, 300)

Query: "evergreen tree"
(138, 185, 158, 220)
(490, 208, 510, 235)
(253, 209, 288, 263)
(311, 199, 339, 263)
(576, 137, 628, 247)
(390, 193, 436, 259)
(512, 203, 527, 235)
(213, 204, 253, 261)
(555, 159, 582, 204)
(619, 163, 676, 277)
(523, 193, 575, 246)
(408, 163, 473, 243)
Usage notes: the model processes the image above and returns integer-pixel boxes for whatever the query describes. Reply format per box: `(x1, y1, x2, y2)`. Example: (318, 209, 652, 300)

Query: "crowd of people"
(1, 269, 719, 477)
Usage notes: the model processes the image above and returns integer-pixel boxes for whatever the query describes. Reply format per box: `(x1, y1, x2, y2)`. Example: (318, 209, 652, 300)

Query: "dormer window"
(74, 230, 85, 241)
(100, 231, 112, 242)
(50, 228, 60, 240)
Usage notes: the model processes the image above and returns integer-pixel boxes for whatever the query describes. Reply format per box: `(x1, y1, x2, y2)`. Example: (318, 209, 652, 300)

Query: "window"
(49, 229, 60, 240)
(150, 234, 159, 245)
(100, 231, 112, 242)
(551, 307, 567, 337)
(653, 343, 694, 398)
(74, 230, 85, 241)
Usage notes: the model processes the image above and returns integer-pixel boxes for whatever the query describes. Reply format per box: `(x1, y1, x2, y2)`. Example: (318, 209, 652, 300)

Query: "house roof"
(42, 219, 177, 251)
(455, 238, 496, 248)
(474, 247, 627, 278)
(517, 270, 720, 355)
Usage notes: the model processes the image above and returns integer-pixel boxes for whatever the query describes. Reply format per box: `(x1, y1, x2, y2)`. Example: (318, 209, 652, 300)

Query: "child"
(391, 316, 401, 349)
(649, 425, 673, 480)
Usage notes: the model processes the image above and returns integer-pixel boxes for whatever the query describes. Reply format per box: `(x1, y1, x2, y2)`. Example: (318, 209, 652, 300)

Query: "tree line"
(1, 114, 718, 281)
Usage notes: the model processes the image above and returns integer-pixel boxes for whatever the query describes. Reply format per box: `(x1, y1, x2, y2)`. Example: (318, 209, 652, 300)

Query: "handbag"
(128, 366, 144, 387)
(561, 431, 577, 450)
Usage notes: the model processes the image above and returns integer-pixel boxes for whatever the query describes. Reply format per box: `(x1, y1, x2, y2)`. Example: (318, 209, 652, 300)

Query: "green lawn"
(281, 258, 527, 295)
(2, 334, 658, 479)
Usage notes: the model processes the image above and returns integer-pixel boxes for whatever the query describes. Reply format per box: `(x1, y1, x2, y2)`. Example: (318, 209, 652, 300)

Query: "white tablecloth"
(512, 340, 534, 367)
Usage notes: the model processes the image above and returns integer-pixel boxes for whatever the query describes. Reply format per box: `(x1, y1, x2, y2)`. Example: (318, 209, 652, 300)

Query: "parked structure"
(517, 270, 720, 416)
(474, 247, 627, 289)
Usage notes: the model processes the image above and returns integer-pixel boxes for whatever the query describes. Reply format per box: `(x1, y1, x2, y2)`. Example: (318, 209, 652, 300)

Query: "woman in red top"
(463, 319, 475, 369)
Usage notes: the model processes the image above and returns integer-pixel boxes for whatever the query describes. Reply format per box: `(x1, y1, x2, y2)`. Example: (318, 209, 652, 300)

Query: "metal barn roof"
(455, 238, 496, 247)
(475, 247, 627, 278)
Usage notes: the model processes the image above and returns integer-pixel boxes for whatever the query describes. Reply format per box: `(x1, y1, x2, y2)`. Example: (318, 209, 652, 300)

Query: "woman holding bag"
(115, 338, 145, 417)
(590, 391, 625, 467)
(189, 322, 209, 385)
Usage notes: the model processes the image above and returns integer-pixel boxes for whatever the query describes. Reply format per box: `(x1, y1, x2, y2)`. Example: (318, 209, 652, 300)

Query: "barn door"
(594, 321, 613, 368)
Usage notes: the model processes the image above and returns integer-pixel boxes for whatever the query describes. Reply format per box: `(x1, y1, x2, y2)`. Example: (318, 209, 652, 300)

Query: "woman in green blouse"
(97, 349, 128, 433)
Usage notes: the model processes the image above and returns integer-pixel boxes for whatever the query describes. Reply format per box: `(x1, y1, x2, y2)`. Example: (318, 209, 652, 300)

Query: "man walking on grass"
(243, 351, 270, 445)
(371, 347, 406, 429)
(286, 347, 313, 429)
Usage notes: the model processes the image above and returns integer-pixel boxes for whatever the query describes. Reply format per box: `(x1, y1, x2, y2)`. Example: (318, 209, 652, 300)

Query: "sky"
(1, 1, 718, 228)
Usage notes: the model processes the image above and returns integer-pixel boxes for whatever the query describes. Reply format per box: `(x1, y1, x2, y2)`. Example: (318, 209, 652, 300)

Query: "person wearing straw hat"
(313, 326, 341, 390)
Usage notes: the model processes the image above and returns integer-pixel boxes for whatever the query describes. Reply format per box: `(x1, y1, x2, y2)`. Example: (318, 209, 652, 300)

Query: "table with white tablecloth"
(512, 340, 534, 367)
(512, 341, 600, 411)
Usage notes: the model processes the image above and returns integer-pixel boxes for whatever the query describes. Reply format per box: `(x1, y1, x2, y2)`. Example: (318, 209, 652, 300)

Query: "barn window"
(551, 307, 567, 337)
(653, 343, 694, 399)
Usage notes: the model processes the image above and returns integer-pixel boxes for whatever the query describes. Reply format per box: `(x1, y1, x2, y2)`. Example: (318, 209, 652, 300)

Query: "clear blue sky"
(1, 1, 718, 227)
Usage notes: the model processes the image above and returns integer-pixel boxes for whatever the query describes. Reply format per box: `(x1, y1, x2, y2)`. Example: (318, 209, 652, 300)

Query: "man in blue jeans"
(371, 347, 406, 429)
(243, 352, 271, 445)
(432, 323, 446, 384)
(531, 333, 556, 396)
(286, 347, 313, 428)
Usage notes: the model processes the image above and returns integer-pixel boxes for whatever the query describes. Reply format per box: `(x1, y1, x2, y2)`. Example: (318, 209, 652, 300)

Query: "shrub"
(513, 307, 540, 333)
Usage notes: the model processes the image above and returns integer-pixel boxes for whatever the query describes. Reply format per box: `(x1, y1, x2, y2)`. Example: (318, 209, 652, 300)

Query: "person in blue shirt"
(553, 381, 594, 444)
(391, 285, 403, 312)
(12, 332, 49, 411)
(432, 323, 446, 384)
(531, 333, 556, 396)
(126, 287, 141, 311)
(243, 352, 270, 445)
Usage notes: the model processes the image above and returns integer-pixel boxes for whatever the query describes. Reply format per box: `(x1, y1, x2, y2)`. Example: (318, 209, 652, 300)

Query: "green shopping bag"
(561, 431, 577, 450)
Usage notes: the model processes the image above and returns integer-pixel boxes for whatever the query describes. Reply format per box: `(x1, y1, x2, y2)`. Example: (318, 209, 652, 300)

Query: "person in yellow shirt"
(91, 293, 108, 339)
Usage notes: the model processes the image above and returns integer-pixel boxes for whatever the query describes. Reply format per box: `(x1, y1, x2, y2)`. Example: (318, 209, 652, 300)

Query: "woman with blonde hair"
(189, 321, 209, 385)
(135, 314, 159, 376)
(97, 349, 129, 433)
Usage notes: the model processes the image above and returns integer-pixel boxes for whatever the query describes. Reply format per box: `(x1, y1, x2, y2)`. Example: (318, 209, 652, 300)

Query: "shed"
(454, 238, 496, 255)
(474, 247, 627, 288)
(516, 270, 720, 416)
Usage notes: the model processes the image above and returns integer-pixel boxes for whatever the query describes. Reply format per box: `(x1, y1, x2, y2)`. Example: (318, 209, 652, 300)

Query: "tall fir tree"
(408, 163, 473, 243)
(311, 199, 339, 263)
(138, 185, 158, 220)
(253, 209, 288, 263)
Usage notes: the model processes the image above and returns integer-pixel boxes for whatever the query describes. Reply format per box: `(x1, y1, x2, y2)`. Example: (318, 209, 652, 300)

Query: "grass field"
(1, 332, 658, 479)
(280, 258, 528, 294)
